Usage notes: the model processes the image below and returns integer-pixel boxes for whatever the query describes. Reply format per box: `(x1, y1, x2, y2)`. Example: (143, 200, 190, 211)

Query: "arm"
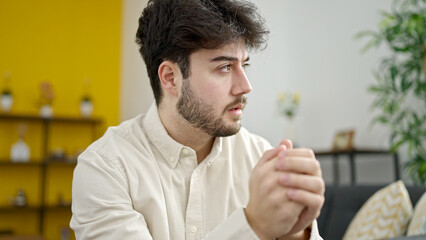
(70, 150, 153, 240)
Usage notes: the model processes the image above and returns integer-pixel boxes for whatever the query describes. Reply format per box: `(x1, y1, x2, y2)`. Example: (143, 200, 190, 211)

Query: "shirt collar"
(143, 103, 223, 168)
(143, 103, 183, 168)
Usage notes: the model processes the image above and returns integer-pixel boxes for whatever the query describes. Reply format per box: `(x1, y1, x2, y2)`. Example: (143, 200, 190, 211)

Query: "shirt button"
(191, 226, 197, 233)
(169, 156, 175, 162)
(182, 148, 190, 155)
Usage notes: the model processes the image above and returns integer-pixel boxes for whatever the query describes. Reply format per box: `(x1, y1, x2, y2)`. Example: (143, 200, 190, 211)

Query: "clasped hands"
(245, 139, 325, 240)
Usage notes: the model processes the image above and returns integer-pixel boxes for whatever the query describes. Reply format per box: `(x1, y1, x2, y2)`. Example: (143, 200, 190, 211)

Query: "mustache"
(223, 96, 248, 113)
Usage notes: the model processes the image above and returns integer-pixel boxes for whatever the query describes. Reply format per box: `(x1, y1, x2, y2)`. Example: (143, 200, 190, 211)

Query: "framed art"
(332, 129, 355, 151)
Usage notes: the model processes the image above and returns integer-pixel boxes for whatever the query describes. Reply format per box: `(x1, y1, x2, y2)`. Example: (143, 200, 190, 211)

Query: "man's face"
(176, 41, 252, 137)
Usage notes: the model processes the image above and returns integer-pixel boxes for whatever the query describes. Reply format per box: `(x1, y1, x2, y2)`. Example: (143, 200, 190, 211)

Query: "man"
(70, 0, 325, 239)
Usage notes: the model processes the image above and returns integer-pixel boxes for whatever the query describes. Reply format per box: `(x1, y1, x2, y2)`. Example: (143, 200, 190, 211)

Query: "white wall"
(120, 1, 401, 184)
(120, 0, 152, 121)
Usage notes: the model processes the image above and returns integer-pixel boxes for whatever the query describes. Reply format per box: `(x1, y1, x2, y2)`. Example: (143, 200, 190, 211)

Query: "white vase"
(40, 104, 53, 118)
(1, 94, 13, 113)
(80, 100, 93, 118)
(10, 138, 30, 163)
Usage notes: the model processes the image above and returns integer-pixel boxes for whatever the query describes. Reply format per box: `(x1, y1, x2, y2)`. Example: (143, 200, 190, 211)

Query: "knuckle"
(313, 159, 320, 170)
(307, 149, 315, 158)
(263, 177, 278, 193)
(319, 179, 325, 194)
(316, 195, 325, 208)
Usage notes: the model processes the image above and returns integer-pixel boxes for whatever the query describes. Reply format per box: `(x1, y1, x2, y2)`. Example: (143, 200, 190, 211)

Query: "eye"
(242, 62, 250, 69)
(219, 64, 232, 72)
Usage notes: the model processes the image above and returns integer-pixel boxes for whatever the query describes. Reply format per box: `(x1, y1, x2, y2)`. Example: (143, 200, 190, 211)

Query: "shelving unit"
(0, 113, 102, 239)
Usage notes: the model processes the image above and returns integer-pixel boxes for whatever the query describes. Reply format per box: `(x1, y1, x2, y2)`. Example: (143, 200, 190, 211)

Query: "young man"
(70, 0, 325, 239)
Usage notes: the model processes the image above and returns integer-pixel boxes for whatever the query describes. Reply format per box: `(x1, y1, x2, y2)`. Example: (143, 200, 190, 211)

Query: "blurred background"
(1, 0, 424, 239)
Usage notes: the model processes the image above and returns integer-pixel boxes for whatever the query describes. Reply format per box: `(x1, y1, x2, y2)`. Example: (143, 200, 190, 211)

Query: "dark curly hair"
(136, 0, 269, 105)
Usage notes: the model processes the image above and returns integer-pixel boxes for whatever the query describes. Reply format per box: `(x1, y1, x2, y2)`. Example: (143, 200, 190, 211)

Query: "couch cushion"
(407, 191, 426, 236)
(343, 180, 413, 240)
(319, 185, 384, 240)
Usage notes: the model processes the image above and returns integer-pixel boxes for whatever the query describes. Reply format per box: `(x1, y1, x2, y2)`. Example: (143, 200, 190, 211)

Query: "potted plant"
(39, 81, 55, 118)
(1, 72, 13, 113)
(357, 0, 426, 184)
(80, 95, 93, 118)
(79, 78, 93, 118)
(277, 91, 301, 145)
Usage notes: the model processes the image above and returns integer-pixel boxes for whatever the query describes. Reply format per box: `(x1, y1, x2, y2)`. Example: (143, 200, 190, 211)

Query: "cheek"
(200, 84, 227, 105)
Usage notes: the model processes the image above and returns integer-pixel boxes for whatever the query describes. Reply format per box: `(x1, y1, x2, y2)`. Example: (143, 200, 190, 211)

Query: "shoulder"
(79, 114, 152, 165)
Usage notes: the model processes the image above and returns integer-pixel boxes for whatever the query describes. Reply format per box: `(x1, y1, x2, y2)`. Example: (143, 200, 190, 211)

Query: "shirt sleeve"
(205, 208, 260, 240)
(205, 208, 323, 240)
(70, 150, 153, 240)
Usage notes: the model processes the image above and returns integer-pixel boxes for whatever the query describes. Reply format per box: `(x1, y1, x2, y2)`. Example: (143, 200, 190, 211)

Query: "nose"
(231, 67, 252, 96)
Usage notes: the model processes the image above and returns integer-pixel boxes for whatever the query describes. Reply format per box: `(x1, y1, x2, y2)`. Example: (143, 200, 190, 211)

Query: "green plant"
(357, 0, 426, 185)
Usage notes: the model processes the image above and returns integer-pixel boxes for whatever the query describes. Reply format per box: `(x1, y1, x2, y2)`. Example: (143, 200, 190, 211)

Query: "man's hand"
(245, 145, 305, 239)
(275, 140, 325, 239)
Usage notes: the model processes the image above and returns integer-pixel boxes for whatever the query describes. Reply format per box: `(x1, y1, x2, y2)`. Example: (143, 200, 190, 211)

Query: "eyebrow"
(210, 56, 250, 62)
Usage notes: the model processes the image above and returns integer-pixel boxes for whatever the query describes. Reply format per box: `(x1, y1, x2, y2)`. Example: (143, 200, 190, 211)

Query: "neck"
(158, 102, 215, 164)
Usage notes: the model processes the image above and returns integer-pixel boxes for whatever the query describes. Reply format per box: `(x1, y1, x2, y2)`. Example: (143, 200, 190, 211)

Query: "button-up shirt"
(70, 103, 322, 240)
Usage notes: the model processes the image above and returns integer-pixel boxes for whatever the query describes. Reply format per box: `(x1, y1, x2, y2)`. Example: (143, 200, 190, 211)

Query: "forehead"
(190, 41, 248, 62)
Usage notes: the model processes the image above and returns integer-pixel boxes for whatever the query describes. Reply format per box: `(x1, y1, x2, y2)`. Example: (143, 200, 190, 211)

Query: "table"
(315, 148, 400, 185)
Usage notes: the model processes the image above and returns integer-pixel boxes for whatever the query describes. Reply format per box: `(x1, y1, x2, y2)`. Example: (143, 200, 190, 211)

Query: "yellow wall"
(0, 1, 122, 239)
(0, 0, 120, 126)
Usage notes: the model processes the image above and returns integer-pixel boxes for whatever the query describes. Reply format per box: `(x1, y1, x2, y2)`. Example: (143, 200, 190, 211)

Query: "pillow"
(407, 191, 426, 236)
(343, 180, 413, 240)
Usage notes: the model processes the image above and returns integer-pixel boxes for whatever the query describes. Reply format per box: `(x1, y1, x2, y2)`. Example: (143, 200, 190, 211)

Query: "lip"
(227, 103, 244, 117)
(227, 103, 244, 111)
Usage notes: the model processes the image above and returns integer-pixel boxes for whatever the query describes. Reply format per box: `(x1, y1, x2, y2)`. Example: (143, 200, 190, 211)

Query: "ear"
(158, 61, 180, 97)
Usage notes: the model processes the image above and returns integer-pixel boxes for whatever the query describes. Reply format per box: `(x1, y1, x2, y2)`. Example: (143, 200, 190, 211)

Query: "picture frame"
(332, 129, 355, 151)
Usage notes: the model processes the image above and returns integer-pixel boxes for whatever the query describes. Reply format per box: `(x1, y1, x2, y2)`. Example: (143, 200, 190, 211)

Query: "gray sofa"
(317, 184, 426, 240)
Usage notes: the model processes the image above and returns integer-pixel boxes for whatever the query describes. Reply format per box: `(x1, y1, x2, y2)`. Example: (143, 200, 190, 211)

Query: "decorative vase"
(40, 104, 53, 118)
(80, 100, 93, 118)
(10, 138, 30, 163)
(285, 117, 298, 147)
(1, 94, 13, 113)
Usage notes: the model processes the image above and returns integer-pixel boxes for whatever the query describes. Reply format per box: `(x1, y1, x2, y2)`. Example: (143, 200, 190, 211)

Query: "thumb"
(279, 139, 293, 150)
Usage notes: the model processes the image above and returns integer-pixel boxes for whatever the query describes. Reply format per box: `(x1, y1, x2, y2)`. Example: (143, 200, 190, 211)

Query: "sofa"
(317, 184, 426, 240)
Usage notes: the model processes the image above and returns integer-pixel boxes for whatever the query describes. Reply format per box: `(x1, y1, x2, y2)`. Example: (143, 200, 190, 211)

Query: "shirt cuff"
(205, 208, 260, 240)
(309, 220, 323, 240)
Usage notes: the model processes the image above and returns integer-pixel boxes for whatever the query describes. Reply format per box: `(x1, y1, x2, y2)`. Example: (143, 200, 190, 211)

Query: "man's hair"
(136, 0, 269, 105)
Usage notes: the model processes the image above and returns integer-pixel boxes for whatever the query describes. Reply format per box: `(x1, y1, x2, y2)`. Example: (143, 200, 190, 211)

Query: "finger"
(276, 156, 322, 176)
(286, 188, 324, 215)
(286, 208, 313, 236)
(256, 161, 286, 195)
(283, 148, 315, 158)
(278, 139, 293, 150)
(257, 145, 287, 167)
(278, 173, 325, 195)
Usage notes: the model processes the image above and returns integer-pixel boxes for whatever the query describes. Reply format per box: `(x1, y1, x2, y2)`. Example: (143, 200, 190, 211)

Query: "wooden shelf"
(0, 113, 102, 237)
(0, 160, 78, 166)
(0, 206, 41, 213)
(0, 113, 101, 124)
(45, 161, 77, 167)
(0, 161, 43, 166)
(44, 205, 71, 211)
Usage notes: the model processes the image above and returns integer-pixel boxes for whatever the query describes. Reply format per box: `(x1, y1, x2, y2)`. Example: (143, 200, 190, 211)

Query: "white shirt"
(70, 104, 322, 240)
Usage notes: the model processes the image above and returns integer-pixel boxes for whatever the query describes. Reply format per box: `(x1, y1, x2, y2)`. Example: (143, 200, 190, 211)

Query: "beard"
(176, 78, 247, 137)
